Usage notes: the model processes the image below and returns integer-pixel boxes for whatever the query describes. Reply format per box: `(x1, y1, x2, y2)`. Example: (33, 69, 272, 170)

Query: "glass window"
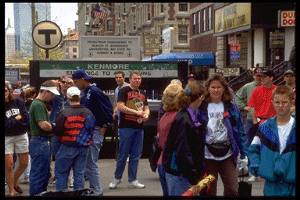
(178, 25, 188, 43)
(179, 3, 188, 12)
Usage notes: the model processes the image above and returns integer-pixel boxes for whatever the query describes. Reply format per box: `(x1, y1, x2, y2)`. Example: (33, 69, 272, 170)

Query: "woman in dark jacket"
(162, 82, 206, 196)
(5, 83, 30, 197)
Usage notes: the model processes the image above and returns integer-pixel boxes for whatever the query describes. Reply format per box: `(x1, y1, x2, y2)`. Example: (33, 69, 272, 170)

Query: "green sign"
(39, 62, 178, 78)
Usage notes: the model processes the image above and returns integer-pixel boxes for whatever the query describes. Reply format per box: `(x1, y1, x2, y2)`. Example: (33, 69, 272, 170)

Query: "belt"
(32, 135, 49, 139)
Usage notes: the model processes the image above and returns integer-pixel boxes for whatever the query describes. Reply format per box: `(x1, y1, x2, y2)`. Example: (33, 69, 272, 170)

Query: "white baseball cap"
(40, 86, 60, 95)
(67, 86, 81, 98)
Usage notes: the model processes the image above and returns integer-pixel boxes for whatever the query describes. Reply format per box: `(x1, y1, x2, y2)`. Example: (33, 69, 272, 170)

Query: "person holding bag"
(198, 74, 248, 196)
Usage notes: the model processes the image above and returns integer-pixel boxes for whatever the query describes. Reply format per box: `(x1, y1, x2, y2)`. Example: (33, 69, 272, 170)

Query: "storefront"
(213, 3, 295, 72)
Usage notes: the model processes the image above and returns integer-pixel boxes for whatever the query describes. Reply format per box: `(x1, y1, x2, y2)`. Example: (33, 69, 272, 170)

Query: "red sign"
(280, 11, 295, 27)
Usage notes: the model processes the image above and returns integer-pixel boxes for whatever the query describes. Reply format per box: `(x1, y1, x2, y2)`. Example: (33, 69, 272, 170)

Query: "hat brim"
(41, 86, 60, 95)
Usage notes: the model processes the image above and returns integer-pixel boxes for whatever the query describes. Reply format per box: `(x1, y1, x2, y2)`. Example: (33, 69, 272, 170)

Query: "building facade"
(5, 18, 16, 59)
(213, 2, 295, 72)
(77, 3, 190, 59)
(13, 3, 51, 58)
(60, 29, 79, 59)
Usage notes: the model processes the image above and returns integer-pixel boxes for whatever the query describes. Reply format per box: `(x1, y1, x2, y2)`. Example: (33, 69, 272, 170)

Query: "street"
(6, 158, 265, 197)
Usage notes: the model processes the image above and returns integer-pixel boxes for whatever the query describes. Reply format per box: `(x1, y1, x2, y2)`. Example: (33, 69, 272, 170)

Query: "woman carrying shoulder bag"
(197, 74, 248, 196)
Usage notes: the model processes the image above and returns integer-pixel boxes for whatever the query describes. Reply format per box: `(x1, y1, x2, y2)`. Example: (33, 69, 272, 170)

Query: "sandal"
(14, 186, 23, 194)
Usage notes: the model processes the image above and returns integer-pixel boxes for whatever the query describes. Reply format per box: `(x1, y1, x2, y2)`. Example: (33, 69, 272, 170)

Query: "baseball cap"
(261, 70, 275, 78)
(72, 69, 93, 80)
(67, 86, 81, 98)
(284, 69, 295, 76)
(188, 73, 196, 79)
(254, 67, 263, 76)
(40, 86, 60, 95)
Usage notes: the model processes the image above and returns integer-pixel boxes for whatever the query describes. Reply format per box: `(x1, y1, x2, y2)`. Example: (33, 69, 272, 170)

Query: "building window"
(193, 13, 196, 34)
(107, 20, 113, 31)
(202, 9, 206, 32)
(179, 3, 188, 12)
(73, 48, 77, 53)
(73, 55, 77, 58)
(66, 47, 69, 53)
(133, 16, 136, 30)
(160, 3, 164, 13)
(147, 5, 151, 21)
(198, 11, 201, 33)
(178, 25, 188, 43)
(86, 4, 89, 12)
(124, 23, 126, 35)
(208, 6, 212, 30)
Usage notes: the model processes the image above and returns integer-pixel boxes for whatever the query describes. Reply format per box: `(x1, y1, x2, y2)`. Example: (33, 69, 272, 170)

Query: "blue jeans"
(157, 164, 169, 196)
(51, 135, 61, 155)
(166, 172, 191, 196)
(29, 136, 51, 196)
(85, 129, 104, 192)
(114, 128, 144, 182)
(55, 144, 88, 191)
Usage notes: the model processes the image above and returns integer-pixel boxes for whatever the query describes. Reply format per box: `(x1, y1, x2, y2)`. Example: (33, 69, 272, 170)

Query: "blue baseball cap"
(72, 69, 93, 80)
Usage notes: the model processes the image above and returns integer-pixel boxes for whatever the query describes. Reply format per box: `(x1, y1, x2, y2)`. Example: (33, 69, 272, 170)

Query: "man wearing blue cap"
(72, 69, 113, 195)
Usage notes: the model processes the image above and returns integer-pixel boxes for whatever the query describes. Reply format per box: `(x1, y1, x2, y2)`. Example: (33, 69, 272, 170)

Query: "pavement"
(5, 158, 265, 197)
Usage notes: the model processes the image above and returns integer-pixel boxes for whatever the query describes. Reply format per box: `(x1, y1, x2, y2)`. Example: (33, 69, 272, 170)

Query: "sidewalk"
(5, 158, 265, 197)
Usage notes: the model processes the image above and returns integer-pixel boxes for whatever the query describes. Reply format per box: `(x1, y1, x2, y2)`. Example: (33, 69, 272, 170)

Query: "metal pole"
(31, 3, 38, 60)
(45, 49, 49, 59)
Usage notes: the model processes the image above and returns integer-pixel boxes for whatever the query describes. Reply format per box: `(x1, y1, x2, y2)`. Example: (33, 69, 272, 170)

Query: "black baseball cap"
(261, 70, 275, 78)
(284, 69, 295, 76)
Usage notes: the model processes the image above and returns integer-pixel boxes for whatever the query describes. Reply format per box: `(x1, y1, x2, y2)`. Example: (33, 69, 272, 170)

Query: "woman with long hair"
(198, 74, 248, 196)
(5, 82, 30, 197)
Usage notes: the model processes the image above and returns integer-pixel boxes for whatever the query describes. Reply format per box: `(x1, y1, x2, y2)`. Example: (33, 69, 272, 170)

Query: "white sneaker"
(109, 178, 121, 189)
(128, 180, 145, 188)
(247, 175, 258, 182)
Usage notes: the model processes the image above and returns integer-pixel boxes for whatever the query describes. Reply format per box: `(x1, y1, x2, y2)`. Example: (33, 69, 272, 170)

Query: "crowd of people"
(5, 67, 295, 197)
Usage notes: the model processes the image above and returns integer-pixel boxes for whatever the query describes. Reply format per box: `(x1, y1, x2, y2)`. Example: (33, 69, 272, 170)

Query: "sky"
(5, 3, 78, 35)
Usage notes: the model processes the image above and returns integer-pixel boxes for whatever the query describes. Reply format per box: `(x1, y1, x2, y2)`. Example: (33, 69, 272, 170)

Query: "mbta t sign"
(32, 21, 62, 58)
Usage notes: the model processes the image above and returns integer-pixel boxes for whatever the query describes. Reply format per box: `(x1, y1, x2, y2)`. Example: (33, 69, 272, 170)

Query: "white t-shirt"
(278, 117, 294, 154)
(205, 102, 233, 160)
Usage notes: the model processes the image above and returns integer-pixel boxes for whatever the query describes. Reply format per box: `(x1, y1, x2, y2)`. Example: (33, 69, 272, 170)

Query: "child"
(52, 86, 95, 191)
(248, 85, 295, 196)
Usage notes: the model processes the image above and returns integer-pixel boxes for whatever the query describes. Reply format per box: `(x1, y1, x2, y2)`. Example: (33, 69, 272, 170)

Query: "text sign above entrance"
(32, 21, 62, 49)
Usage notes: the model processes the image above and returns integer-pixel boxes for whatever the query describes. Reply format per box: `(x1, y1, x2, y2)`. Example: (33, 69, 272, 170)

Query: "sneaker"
(109, 178, 121, 189)
(68, 177, 74, 188)
(20, 177, 29, 184)
(128, 180, 145, 188)
(247, 175, 258, 182)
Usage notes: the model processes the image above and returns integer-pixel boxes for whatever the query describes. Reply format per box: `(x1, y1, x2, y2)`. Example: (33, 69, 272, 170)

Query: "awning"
(141, 57, 152, 61)
(151, 52, 214, 66)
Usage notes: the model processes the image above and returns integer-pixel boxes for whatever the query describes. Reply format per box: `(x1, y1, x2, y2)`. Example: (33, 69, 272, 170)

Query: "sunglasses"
(61, 81, 72, 84)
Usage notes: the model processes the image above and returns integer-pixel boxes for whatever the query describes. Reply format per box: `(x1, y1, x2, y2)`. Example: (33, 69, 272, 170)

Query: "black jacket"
(162, 106, 206, 185)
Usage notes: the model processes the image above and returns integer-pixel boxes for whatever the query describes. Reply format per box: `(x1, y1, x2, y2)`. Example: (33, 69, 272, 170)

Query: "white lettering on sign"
(215, 68, 240, 77)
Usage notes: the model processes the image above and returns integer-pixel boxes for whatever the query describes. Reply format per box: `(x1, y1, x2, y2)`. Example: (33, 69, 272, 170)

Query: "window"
(193, 13, 196, 34)
(202, 9, 206, 32)
(66, 47, 69, 53)
(198, 11, 201, 33)
(147, 5, 151, 21)
(124, 23, 126, 35)
(73, 48, 77, 53)
(73, 55, 77, 58)
(133, 16, 136, 30)
(179, 3, 188, 12)
(160, 3, 164, 13)
(178, 25, 188, 43)
(107, 20, 113, 31)
(208, 6, 212, 30)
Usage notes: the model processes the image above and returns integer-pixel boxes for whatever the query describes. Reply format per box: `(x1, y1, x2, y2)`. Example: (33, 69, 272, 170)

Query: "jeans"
(55, 144, 88, 191)
(51, 135, 61, 155)
(114, 128, 144, 182)
(157, 164, 169, 196)
(85, 129, 104, 193)
(165, 172, 191, 196)
(29, 136, 51, 196)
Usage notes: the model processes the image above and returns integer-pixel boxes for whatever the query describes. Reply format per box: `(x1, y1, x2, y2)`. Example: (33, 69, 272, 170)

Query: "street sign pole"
(32, 21, 62, 60)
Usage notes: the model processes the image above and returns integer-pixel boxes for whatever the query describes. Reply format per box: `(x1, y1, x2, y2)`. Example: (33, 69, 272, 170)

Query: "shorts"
(5, 133, 29, 154)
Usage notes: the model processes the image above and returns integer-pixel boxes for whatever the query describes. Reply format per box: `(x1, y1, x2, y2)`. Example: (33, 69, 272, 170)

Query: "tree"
(39, 47, 63, 60)
(6, 51, 26, 64)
